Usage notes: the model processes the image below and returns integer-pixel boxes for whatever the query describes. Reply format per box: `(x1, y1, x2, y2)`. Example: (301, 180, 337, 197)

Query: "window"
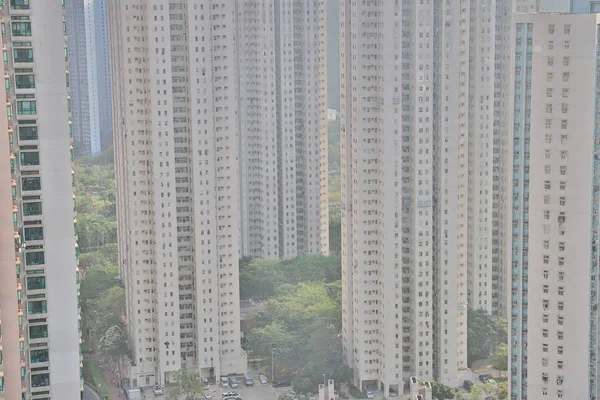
(23, 226, 43, 241)
(562, 104, 568, 113)
(17, 100, 36, 115)
(548, 41, 554, 50)
(546, 119, 552, 128)
(544, 194, 551, 204)
(25, 251, 44, 265)
(29, 349, 48, 363)
(15, 74, 34, 89)
(543, 270, 549, 279)
(29, 324, 48, 339)
(19, 151, 38, 166)
(546, 88, 553, 98)
(27, 300, 47, 315)
(544, 210, 550, 219)
(558, 257, 565, 266)
(558, 316, 564, 326)
(560, 181, 566, 190)
(10, 0, 30, 10)
(26, 276, 45, 291)
(546, 104, 553, 112)
(559, 271, 565, 281)
(548, 57, 554, 66)
(30, 373, 49, 388)
(543, 241, 550, 249)
(548, 24, 555, 34)
(13, 48, 33, 63)
(546, 73, 553, 82)
(21, 176, 40, 191)
(558, 346, 564, 354)
(564, 24, 570, 34)
(543, 255, 550, 264)
(543, 285, 549, 294)
(558, 302, 564, 311)
(564, 41, 570, 50)
(561, 120, 567, 129)
(18, 125, 37, 141)
(23, 201, 41, 216)
(545, 134, 552, 144)
(562, 89, 569, 98)
(558, 287, 564, 296)
(558, 242, 565, 251)
(560, 197, 566, 206)
(11, 21, 31, 36)
(543, 344, 549, 352)
(563, 57, 570, 66)
(562, 72, 569, 82)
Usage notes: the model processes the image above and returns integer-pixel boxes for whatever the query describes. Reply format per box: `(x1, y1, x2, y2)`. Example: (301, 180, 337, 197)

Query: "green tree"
(467, 309, 508, 365)
(98, 325, 129, 365)
(89, 286, 126, 337)
(431, 380, 457, 399)
(167, 369, 205, 400)
(483, 381, 508, 400)
(490, 343, 509, 371)
(329, 202, 341, 254)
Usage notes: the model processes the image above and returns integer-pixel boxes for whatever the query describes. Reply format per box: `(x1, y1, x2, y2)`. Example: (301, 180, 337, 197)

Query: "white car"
(363, 390, 374, 399)
(153, 384, 164, 395)
(260, 375, 268, 384)
(220, 377, 229, 388)
(204, 395, 213, 400)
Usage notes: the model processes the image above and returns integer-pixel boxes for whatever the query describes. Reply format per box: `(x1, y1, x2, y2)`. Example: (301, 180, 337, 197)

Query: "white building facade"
(237, 0, 328, 259)
(0, 1, 82, 398)
(108, 0, 246, 387)
(339, 0, 510, 394)
(508, 11, 600, 400)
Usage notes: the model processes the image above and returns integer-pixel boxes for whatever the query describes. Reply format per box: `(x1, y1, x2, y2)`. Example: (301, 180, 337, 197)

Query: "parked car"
(153, 384, 163, 395)
(463, 380, 474, 391)
(389, 388, 397, 397)
(333, 391, 340, 399)
(220, 377, 229, 388)
(203, 395, 213, 400)
(230, 378, 239, 389)
(479, 375, 489, 383)
(222, 392, 239, 398)
(260, 375, 268, 384)
(362, 388, 375, 399)
(245, 376, 254, 386)
(272, 380, 292, 388)
(203, 378, 210, 387)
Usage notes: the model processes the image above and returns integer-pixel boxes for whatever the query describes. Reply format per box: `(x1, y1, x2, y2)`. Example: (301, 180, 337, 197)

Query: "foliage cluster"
(467, 309, 508, 366)
(241, 255, 351, 395)
(239, 255, 341, 300)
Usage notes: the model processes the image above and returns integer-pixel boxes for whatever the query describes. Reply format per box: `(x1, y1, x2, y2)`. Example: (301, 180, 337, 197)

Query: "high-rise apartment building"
(0, 1, 82, 399)
(339, 0, 510, 394)
(108, 0, 246, 387)
(93, 0, 113, 148)
(237, 0, 328, 259)
(508, 11, 600, 400)
(65, 0, 112, 156)
(65, 0, 101, 157)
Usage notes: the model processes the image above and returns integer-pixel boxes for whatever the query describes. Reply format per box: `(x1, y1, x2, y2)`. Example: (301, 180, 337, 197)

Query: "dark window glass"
(11, 22, 31, 36)
(23, 202, 42, 216)
(13, 48, 33, 63)
(23, 226, 43, 241)
(19, 151, 38, 166)
(15, 74, 34, 89)
(26, 276, 45, 290)
(25, 251, 44, 265)
(21, 176, 40, 191)
(18, 125, 37, 140)
(29, 324, 48, 339)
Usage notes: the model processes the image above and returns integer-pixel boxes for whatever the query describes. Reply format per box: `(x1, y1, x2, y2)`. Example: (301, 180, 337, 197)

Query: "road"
(83, 383, 102, 400)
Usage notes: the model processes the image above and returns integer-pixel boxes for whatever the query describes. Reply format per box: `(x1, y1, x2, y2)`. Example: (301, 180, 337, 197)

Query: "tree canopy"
(243, 256, 351, 394)
(467, 309, 508, 365)
(167, 369, 205, 400)
(239, 255, 341, 300)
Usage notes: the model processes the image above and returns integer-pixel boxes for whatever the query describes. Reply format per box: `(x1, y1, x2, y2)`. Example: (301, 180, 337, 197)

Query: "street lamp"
(271, 347, 276, 382)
